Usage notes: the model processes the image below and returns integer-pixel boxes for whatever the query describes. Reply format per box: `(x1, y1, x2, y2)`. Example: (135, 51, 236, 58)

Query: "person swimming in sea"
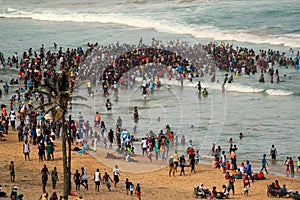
(239, 132, 243, 140)
(259, 74, 265, 83)
(202, 88, 208, 96)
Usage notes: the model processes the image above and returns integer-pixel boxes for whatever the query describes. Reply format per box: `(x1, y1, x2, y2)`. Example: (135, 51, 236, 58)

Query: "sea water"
(0, 0, 300, 176)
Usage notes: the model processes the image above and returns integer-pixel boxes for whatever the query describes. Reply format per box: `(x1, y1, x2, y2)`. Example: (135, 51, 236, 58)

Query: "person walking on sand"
(190, 153, 196, 173)
(41, 164, 50, 190)
(135, 183, 141, 200)
(80, 167, 88, 190)
(125, 178, 131, 195)
(169, 156, 175, 177)
(73, 169, 81, 191)
(103, 172, 113, 191)
(179, 155, 186, 176)
(94, 169, 101, 192)
(260, 154, 269, 174)
(23, 140, 30, 161)
(9, 161, 15, 182)
(51, 167, 58, 189)
(113, 165, 120, 188)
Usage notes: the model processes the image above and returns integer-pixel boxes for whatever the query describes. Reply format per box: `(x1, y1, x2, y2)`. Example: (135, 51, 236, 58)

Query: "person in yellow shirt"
(173, 151, 179, 172)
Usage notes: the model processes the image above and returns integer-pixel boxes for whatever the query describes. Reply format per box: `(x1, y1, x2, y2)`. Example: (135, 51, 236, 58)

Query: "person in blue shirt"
(3, 83, 9, 94)
(260, 154, 269, 174)
(246, 160, 254, 182)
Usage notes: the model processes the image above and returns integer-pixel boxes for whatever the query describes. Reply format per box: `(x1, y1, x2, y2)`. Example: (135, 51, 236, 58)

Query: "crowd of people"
(1, 38, 300, 199)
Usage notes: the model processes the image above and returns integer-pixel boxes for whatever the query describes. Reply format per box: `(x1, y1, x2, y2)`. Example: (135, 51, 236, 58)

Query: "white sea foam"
(265, 89, 294, 96)
(2, 7, 300, 48)
(225, 84, 264, 93)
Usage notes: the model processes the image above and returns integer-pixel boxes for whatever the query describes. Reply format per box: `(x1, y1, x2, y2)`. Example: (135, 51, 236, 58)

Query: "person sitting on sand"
(280, 184, 288, 197)
(198, 183, 211, 197)
(239, 162, 245, 174)
(235, 168, 242, 179)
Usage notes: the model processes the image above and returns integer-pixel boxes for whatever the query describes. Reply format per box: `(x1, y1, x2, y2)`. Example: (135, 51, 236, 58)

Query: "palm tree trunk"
(68, 115, 72, 194)
(61, 113, 69, 199)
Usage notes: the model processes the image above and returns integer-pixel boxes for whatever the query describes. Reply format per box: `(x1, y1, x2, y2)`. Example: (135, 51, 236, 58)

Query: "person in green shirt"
(46, 142, 52, 161)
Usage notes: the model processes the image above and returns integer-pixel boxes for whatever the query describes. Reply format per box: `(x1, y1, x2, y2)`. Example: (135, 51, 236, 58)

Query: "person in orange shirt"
(95, 112, 100, 127)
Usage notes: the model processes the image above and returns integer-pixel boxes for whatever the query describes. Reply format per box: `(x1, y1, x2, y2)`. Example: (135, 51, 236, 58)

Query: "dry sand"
(1, 131, 300, 200)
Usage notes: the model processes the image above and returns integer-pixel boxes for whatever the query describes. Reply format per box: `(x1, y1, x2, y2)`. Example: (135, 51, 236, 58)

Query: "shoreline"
(86, 136, 299, 178)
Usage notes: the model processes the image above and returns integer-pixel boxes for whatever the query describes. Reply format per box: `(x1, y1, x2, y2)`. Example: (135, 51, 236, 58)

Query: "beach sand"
(1, 131, 300, 200)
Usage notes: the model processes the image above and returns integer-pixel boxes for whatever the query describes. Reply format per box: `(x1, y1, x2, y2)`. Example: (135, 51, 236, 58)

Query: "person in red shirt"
(290, 157, 295, 178)
(243, 175, 250, 196)
(187, 147, 194, 161)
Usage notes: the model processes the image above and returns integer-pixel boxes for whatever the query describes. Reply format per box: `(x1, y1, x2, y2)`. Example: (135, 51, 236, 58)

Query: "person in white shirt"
(113, 165, 120, 188)
(80, 167, 88, 190)
(23, 140, 30, 161)
(10, 111, 16, 131)
(94, 169, 101, 192)
(141, 138, 147, 156)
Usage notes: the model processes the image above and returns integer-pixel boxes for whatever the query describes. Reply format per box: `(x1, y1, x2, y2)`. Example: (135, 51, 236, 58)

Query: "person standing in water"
(134, 106, 139, 121)
(270, 145, 277, 161)
(197, 81, 202, 93)
(106, 99, 112, 112)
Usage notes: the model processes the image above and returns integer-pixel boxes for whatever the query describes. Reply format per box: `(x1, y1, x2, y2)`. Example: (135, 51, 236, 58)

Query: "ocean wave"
(2, 7, 300, 48)
(225, 84, 264, 93)
(265, 89, 294, 96)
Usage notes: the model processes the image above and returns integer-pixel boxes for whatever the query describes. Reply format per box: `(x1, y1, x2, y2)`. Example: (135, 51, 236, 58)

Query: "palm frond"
(37, 90, 55, 98)
(35, 102, 57, 111)
(53, 108, 64, 122)
(71, 95, 88, 101)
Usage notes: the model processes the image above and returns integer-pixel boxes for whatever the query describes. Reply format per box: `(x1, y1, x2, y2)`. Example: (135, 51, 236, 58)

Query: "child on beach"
(195, 151, 200, 165)
(125, 178, 130, 195)
(243, 175, 250, 196)
(135, 183, 141, 200)
(125, 178, 135, 195)
(9, 161, 15, 182)
(284, 157, 290, 177)
(179, 155, 186, 176)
